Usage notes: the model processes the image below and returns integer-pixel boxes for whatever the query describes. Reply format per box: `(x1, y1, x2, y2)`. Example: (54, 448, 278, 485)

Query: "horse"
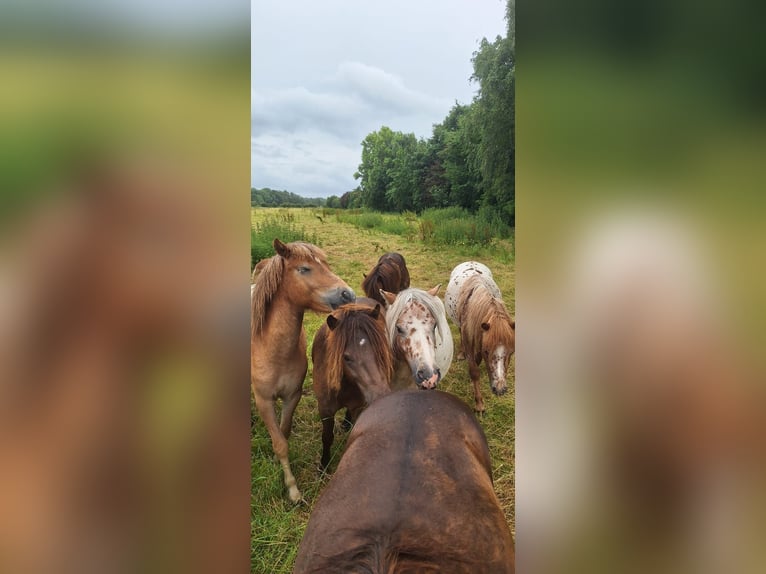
(251, 238, 355, 502)
(445, 262, 515, 413)
(362, 252, 410, 305)
(293, 390, 515, 573)
(380, 286, 453, 390)
(311, 298, 393, 469)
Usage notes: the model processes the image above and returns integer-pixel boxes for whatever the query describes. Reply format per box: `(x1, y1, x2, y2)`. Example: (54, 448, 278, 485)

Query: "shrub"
(251, 217, 318, 270)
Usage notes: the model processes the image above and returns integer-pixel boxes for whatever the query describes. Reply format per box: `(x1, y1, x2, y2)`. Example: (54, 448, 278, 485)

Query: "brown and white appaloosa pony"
(362, 252, 410, 305)
(445, 261, 515, 413)
(251, 239, 355, 502)
(293, 389, 515, 573)
(380, 286, 453, 390)
(311, 298, 393, 469)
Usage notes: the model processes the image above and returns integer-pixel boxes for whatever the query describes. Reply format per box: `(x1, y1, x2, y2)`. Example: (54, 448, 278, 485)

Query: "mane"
(251, 241, 329, 337)
(324, 304, 393, 392)
(303, 531, 474, 573)
(385, 288, 452, 354)
(362, 260, 399, 301)
(457, 275, 514, 362)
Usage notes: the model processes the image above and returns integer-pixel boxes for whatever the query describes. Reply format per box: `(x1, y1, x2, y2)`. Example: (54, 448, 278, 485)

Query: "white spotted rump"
(445, 261, 500, 326)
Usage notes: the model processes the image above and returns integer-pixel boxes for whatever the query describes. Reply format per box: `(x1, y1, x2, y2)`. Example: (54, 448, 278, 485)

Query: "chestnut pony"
(362, 252, 410, 305)
(251, 239, 354, 502)
(445, 262, 515, 413)
(311, 298, 393, 469)
(294, 390, 515, 573)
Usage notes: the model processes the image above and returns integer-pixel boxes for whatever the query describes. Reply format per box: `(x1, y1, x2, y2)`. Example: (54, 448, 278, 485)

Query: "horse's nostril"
(342, 289, 355, 302)
(416, 369, 426, 381)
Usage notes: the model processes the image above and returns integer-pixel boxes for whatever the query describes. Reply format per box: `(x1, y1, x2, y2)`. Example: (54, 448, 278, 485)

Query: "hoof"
(474, 407, 486, 417)
(287, 487, 303, 504)
(456, 351, 466, 361)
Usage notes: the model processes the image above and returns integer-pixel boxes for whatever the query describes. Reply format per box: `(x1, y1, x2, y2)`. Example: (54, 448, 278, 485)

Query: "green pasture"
(251, 207, 514, 573)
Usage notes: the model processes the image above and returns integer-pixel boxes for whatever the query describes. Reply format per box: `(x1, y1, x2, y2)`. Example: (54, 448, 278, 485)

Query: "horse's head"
(274, 238, 355, 312)
(325, 302, 392, 404)
(480, 317, 515, 396)
(382, 285, 444, 389)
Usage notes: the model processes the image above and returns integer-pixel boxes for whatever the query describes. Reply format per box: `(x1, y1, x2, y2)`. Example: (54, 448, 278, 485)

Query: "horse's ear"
(362, 273, 367, 279)
(369, 303, 381, 320)
(481, 322, 491, 331)
(326, 314, 339, 330)
(427, 284, 441, 297)
(380, 290, 397, 306)
(273, 238, 290, 258)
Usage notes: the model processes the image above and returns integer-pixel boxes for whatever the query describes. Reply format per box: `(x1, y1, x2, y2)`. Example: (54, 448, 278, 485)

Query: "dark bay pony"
(362, 252, 410, 305)
(294, 390, 515, 573)
(311, 298, 393, 469)
(251, 239, 355, 502)
(446, 262, 515, 413)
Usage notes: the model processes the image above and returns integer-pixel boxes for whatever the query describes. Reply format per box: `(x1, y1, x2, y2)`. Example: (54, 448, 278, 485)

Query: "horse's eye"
(396, 325, 406, 336)
(297, 266, 310, 274)
(343, 354, 353, 363)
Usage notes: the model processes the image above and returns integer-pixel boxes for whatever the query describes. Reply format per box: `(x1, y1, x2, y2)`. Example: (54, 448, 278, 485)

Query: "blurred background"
(515, 0, 766, 572)
(0, 1, 250, 573)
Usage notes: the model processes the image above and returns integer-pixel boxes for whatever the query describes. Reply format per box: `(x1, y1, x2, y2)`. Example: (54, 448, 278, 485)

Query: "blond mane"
(250, 241, 329, 337)
(385, 288, 454, 374)
(457, 275, 514, 363)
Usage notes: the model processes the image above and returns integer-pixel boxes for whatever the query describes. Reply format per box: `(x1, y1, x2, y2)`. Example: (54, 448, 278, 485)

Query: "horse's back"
(446, 261, 500, 325)
(294, 390, 514, 573)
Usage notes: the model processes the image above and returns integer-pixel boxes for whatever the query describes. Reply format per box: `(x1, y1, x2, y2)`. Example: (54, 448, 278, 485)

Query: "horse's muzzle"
(491, 384, 508, 397)
(326, 287, 356, 309)
(416, 367, 440, 390)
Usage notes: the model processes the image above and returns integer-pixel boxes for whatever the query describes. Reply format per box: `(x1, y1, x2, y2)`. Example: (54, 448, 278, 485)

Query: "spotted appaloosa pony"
(380, 286, 453, 390)
(293, 390, 515, 573)
(251, 239, 355, 502)
(362, 252, 410, 305)
(312, 298, 393, 469)
(446, 262, 515, 413)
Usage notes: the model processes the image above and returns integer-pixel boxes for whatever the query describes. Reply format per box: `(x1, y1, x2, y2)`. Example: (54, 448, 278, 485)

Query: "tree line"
(354, 1, 514, 226)
(251, 187, 326, 207)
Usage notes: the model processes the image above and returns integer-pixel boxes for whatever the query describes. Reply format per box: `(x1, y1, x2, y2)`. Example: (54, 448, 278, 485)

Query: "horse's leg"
(456, 335, 466, 361)
(341, 405, 363, 431)
(341, 408, 353, 431)
(255, 395, 302, 503)
(455, 329, 468, 361)
(468, 355, 485, 414)
(279, 387, 302, 440)
(320, 414, 335, 470)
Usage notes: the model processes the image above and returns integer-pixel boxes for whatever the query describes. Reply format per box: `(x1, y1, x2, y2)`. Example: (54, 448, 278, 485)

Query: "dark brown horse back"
(293, 390, 514, 573)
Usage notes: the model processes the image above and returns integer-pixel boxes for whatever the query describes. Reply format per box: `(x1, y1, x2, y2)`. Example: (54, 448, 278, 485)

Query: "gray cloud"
(251, 1, 506, 196)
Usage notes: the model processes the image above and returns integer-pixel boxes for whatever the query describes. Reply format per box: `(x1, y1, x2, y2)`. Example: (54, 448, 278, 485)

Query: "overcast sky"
(252, 0, 507, 198)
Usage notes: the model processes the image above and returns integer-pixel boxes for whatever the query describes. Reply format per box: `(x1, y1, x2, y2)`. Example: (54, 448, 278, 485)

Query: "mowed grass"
(251, 207, 515, 573)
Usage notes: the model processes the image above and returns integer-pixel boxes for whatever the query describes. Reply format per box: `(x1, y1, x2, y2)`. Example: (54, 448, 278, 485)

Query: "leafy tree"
(352, 0, 515, 225)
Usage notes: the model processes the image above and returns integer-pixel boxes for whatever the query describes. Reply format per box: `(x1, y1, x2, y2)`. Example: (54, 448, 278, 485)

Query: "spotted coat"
(445, 261, 501, 327)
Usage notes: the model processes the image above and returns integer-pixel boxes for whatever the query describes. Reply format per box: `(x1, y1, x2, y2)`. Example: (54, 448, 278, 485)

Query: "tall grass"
(334, 210, 415, 237)
(333, 207, 509, 247)
(251, 216, 318, 270)
(419, 207, 511, 246)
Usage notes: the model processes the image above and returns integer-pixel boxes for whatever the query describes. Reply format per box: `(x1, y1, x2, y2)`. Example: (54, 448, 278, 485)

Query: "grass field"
(251, 207, 515, 573)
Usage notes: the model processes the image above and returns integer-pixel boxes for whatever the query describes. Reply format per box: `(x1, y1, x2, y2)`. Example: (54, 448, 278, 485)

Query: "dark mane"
(303, 531, 475, 573)
(250, 241, 329, 337)
(324, 304, 393, 392)
(457, 275, 514, 362)
(362, 253, 410, 304)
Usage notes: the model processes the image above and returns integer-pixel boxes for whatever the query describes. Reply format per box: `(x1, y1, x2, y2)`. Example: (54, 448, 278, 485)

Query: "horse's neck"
(264, 292, 305, 343)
